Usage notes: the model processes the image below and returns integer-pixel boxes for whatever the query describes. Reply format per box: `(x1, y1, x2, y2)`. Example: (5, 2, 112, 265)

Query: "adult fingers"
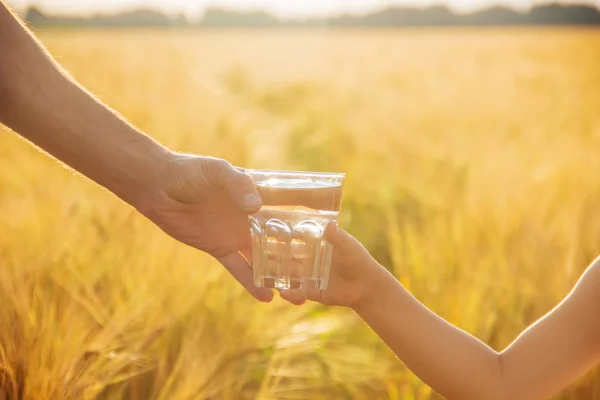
(279, 290, 307, 305)
(218, 252, 273, 303)
(280, 288, 322, 304)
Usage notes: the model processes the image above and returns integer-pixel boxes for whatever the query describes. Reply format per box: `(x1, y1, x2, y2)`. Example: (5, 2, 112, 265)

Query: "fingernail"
(242, 193, 261, 210)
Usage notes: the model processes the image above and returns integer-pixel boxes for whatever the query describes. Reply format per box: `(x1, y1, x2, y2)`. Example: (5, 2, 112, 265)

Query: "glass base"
(257, 276, 326, 290)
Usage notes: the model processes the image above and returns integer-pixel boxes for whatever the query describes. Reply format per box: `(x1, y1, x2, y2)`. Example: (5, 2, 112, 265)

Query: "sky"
(7, 0, 600, 18)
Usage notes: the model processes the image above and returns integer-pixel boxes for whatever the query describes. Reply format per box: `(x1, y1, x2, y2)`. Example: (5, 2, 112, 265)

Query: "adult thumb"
(203, 158, 262, 213)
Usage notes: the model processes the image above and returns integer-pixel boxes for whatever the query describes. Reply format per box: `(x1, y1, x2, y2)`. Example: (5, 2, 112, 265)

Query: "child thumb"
(324, 222, 355, 251)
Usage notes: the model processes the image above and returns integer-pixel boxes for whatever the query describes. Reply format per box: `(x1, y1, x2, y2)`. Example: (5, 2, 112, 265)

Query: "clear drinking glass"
(247, 169, 345, 290)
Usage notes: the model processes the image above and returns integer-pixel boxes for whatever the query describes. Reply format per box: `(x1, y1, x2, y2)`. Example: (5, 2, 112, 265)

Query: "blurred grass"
(1, 28, 600, 399)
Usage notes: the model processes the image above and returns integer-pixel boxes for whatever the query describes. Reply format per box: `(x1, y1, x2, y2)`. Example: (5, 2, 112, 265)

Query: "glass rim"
(240, 168, 346, 179)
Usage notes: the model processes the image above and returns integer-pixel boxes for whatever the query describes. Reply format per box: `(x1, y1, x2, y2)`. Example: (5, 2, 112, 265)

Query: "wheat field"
(1, 28, 600, 399)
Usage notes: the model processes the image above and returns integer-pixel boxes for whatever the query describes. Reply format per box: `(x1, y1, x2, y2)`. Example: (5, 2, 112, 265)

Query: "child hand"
(280, 222, 382, 308)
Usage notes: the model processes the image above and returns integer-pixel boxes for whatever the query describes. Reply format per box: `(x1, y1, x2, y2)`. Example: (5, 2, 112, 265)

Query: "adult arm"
(1, 1, 174, 209)
(0, 2, 272, 302)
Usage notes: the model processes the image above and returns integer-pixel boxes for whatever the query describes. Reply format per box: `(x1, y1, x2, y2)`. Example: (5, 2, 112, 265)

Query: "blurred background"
(1, 0, 600, 399)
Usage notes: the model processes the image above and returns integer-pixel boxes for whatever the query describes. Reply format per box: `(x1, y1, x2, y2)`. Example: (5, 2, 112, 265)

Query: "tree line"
(24, 3, 600, 28)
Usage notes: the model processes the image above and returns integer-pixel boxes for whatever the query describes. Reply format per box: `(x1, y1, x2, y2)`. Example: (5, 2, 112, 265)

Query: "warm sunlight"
(3, 0, 600, 395)
(8, 0, 600, 16)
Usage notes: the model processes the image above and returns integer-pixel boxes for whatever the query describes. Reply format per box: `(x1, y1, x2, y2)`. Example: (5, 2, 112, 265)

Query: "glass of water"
(246, 169, 345, 290)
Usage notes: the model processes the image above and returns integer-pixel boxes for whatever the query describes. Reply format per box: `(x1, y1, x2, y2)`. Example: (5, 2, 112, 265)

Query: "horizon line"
(14, 0, 600, 19)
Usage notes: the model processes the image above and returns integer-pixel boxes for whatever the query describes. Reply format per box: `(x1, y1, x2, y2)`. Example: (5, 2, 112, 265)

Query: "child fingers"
(325, 222, 356, 252)
(304, 288, 323, 303)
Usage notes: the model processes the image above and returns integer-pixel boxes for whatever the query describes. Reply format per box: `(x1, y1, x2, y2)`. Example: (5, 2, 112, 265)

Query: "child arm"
(355, 255, 600, 400)
(282, 227, 600, 400)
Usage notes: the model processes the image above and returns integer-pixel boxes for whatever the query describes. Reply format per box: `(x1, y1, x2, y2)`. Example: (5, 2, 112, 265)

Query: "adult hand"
(140, 153, 273, 302)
